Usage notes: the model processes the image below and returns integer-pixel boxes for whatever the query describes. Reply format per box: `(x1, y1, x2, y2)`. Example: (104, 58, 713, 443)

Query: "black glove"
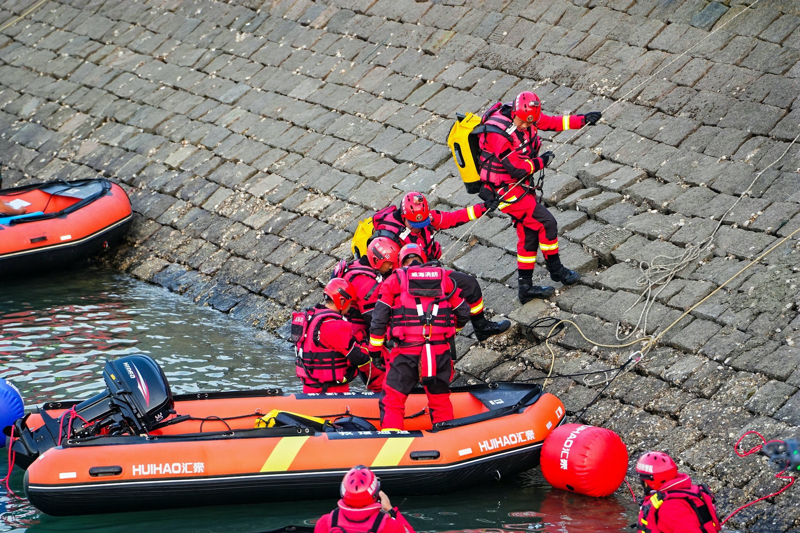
(581, 111, 602, 126)
(540, 151, 555, 168)
(482, 198, 500, 212)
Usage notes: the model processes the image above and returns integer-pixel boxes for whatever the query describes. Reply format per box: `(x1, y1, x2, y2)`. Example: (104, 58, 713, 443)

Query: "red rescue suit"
(372, 206, 487, 316)
(315, 501, 415, 533)
(336, 256, 388, 392)
(637, 474, 722, 533)
(370, 265, 470, 430)
(478, 103, 584, 270)
(295, 305, 370, 393)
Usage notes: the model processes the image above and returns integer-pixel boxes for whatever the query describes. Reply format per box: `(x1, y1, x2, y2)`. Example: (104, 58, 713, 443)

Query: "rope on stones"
(462, 218, 800, 422)
(616, 130, 800, 345)
(573, 223, 800, 422)
(459, 317, 651, 389)
(0, 0, 49, 32)
(549, 0, 770, 163)
(720, 431, 797, 526)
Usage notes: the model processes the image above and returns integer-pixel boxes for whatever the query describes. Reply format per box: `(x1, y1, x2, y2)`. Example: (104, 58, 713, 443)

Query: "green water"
(0, 267, 637, 532)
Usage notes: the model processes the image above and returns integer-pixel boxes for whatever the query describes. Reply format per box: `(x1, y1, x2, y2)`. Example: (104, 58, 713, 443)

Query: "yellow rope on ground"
(652, 225, 800, 346)
(541, 319, 653, 388)
(0, 0, 48, 32)
(537, 225, 800, 389)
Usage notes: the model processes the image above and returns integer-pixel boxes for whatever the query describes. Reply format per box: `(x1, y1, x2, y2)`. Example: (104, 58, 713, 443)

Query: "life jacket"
(389, 265, 458, 385)
(325, 506, 387, 533)
(638, 483, 721, 533)
(333, 259, 382, 331)
(478, 103, 541, 187)
(371, 206, 437, 259)
(389, 266, 458, 346)
(292, 307, 355, 389)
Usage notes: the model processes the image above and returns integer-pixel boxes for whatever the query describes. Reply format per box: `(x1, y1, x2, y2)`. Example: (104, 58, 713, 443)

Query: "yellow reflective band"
(467, 205, 477, 220)
(369, 336, 384, 347)
(470, 301, 484, 314)
(260, 436, 310, 472)
(640, 519, 648, 526)
(651, 494, 663, 509)
(563, 116, 570, 130)
(517, 255, 537, 264)
(499, 196, 517, 210)
(527, 159, 534, 173)
(539, 242, 559, 251)
(372, 436, 414, 467)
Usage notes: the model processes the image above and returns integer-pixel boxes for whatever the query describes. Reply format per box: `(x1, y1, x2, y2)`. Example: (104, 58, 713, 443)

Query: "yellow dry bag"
(447, 112, 484, 194)
(351, 216, 374, 258)
(255, 409, 328, 430)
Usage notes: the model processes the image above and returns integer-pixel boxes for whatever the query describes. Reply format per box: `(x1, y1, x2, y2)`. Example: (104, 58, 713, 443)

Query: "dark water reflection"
(0, 267, 637, 532)
(0, 267, 297, 403)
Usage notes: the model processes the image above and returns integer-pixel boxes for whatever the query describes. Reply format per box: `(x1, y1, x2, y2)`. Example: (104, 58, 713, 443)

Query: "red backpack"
(291, 308, 353, 389)
(638, 484, 721, 533)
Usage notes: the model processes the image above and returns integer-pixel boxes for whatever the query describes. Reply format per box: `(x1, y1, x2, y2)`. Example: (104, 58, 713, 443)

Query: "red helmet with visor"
(512, 91, 541, 125)
(636, 451, 679, 491)
(367, 237, 400, 271)
(323, 278, 356, 312)
(401, 192, 431, 229)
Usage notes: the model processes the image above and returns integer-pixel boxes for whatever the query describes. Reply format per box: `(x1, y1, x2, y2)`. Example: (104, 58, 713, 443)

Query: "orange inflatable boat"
(10, 355, 565, 516)
(0, 178, 132, 275)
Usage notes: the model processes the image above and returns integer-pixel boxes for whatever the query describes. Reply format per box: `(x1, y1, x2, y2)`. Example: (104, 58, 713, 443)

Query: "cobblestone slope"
(0, 0, 799, 528)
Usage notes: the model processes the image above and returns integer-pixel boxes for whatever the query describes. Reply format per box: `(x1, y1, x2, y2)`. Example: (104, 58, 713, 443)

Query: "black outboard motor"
(11, 354, 173, 469)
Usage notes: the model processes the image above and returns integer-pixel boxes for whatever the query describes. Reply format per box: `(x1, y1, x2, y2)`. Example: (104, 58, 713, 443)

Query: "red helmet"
(324, 278, 356, 311)
(340, 465, 380, 508)
(367, 237, 400, 271)
(512, 91, 541, 124)
(401, 192, 431, 229)
(399, 243, 427, 266)
(636, 451, 678, 491)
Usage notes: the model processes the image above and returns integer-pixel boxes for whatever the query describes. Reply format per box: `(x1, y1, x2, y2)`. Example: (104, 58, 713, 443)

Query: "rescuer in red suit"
(478, 91, 602, 303)
(333, 237, 401, 392)
(369, 244, 470, 430)
(635, 451, 722, 533)
(315, 465, 415, 533)
(294, 278, 372, 393)
(371, 192, 510, 342)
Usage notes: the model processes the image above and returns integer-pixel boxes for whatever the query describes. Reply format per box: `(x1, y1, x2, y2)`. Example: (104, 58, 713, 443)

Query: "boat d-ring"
(494, 470, 502, 481)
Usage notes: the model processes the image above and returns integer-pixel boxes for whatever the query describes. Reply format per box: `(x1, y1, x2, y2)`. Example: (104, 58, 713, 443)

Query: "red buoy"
(540, 424, 628, 497)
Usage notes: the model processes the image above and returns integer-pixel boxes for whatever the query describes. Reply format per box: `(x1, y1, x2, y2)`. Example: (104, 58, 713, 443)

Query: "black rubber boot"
(471, 312, 511, 342)
(518, 279, 555, 304)
(546, 254, 581, 285)
(550, 266, 581, 285)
